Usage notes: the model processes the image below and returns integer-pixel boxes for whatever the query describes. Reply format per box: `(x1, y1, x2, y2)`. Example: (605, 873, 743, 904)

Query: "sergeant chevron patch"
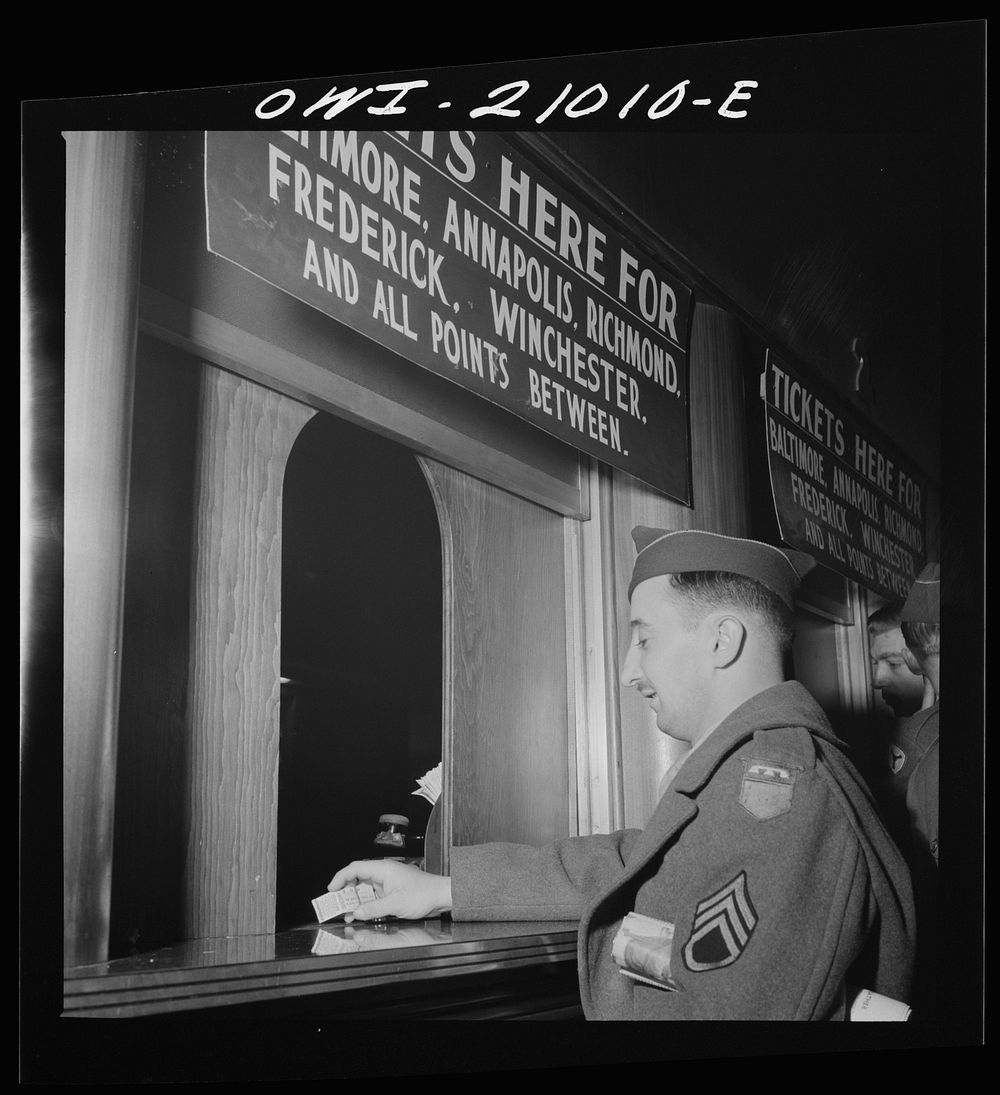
(683, 871, 757, 972)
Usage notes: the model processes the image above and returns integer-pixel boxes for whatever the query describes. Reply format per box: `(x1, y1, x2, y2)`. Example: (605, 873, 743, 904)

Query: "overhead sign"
(205, 130, 692, 503)
(761, 351, 927, 602)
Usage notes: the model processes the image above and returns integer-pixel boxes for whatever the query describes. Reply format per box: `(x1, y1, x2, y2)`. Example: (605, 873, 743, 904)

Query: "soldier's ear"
(902, 646, 923, 676)
(711, 615, 746, 668)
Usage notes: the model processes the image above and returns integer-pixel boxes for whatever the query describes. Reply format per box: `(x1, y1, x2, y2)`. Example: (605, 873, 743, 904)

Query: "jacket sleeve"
(626, 756, 898, 1020)
(450, 831, 644, 921)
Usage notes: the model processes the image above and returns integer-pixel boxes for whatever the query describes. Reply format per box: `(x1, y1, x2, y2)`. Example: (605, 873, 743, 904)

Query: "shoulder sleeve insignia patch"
(738, 760, 795, 820)
(888, 744, 907, 775)
(683, 871, 757, 973)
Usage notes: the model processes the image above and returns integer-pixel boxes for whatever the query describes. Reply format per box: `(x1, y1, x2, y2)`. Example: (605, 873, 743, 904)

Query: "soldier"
(865, 604, 933, 852)
(898, 562, 941, 1017)
(328, 529, 916, 1019)
(868, 605, 928, 719)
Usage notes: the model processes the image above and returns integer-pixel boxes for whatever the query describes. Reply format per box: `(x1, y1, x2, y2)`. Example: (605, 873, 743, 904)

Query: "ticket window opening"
(277, 412, 442, 931)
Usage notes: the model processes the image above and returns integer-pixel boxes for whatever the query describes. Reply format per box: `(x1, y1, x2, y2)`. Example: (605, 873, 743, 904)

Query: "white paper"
(311, 883, 377, 923)
(611, 911, 678, 991)
(411, 762, 442, 805)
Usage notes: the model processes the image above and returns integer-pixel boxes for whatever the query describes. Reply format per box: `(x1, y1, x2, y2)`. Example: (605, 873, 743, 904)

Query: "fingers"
(345, 896, 394, 923)
(327, 859, 383, 892)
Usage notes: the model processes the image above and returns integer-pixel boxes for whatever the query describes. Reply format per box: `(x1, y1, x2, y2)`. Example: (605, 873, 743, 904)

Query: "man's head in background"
(901, 563, 941, 701)
(867, 604, 926, 717)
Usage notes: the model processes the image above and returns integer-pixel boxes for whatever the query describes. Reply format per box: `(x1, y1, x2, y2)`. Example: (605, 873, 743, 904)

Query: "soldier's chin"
(656, 717, 687, 743)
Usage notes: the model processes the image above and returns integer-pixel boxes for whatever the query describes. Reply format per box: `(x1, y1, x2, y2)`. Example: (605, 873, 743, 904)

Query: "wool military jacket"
(902, 704, 939, 868)
(882, 703, 941, 843)
(451, 681, 916, 1020)
(871, 707, 936, 859)
(901, 704, 938, 1017)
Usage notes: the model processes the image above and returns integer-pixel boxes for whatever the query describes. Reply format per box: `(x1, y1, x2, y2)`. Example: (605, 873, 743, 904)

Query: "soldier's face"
(869, 627, 924, 717)
(621, 577, 713, 743)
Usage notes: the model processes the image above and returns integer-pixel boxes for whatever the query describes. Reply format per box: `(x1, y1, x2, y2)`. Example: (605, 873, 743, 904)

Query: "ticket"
(311, 883, 378, 923)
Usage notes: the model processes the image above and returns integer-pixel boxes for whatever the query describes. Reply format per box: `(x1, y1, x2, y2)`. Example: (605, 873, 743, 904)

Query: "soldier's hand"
(327, 859, 453, 922)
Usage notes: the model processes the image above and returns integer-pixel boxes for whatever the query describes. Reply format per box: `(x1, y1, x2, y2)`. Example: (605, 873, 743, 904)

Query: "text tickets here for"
(205, 130, 692, 502)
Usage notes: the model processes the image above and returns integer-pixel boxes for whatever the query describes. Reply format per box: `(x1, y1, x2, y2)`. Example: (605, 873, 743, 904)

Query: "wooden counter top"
(63, 920, 581, 1020)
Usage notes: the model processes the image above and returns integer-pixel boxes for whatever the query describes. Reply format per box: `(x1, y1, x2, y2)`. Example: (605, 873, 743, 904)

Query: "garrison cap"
(627, 527, 816, 609)
(900, 562, 940, 624)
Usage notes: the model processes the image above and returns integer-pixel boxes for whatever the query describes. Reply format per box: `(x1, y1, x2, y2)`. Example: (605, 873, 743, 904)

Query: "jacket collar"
(668, 680, 839, 797)
(617, 682, 838, 872)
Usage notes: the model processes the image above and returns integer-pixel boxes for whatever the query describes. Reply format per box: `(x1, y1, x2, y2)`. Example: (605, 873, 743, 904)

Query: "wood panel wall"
(112, 343, 314, 952)
(419, 459, 570, 859)
(111, 336, 200, 956)
(63, 131, 145, 967)
(184, 367, 314, 939)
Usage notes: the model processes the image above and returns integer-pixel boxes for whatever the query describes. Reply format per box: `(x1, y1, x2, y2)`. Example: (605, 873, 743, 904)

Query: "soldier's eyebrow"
(629, 617, 649, 630)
